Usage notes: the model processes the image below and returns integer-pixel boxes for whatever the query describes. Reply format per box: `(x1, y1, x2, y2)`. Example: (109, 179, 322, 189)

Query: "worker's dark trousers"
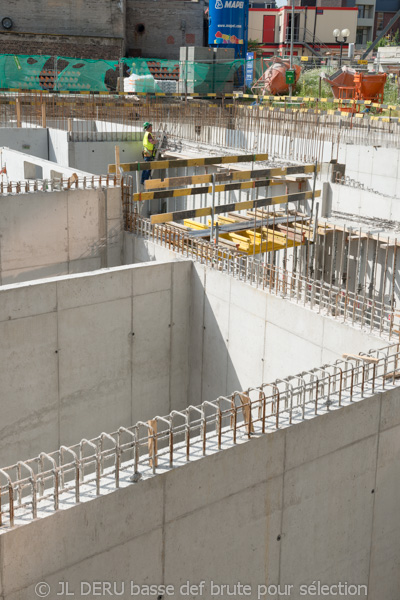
(141, 157, 153, 185)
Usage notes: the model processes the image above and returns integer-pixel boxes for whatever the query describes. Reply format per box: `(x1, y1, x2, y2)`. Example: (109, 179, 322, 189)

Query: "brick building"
(0, 0, 205, 60)
(373, 0, 400, 38)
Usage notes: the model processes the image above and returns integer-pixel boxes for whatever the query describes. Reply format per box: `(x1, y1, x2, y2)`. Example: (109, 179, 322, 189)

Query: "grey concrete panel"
(285, 395, 381, 471)
(0, 313, 59, 460)
(230, 275, 268, 318)
(164, 478, 282, 595)
(58, 298, 132, 445)
(322, 317, 383, 357)
(106, 245, 123, 269)
(188, 264, 206, 407)
(227, 301, 265, 394)
(0, 403, 59, 468)
(56, 268, 132, 311)
(132, 260, 172, 297)
(368, 425, 400, 600)
(266, 294, 325, 348)
(0, 185, 124, 284)
(68, 257, 102, 274)
(0, 281, 56, 322)
(107, 217, 124, 247)
(0, 129, 48, 160)
(379, 386, 400, 431)
(0, 261, 192, 466)
(170, 262, 191, 413)
(3, 528, 163, 600)
(0, 193, 68, 271)
(69, 142, 142, 176)
(131, 289, 172, 421)
(204, 267, 231, 302)
(131, 373, 171, 425)
(1, 262, 69, 285)
(263, 321, 323, 382)
(0, 477, 164, 596)
(165, 429, 285, 523)
(105, 187, 123, 221)
(280, 435, 378, 588)
(66, 189, 101, 261)
(123, 232, 134, 265)
(48, 128, 69, 165)
(201, 290, 230, 401)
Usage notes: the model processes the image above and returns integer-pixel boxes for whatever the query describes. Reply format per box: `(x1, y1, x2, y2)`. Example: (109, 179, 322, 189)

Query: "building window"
(358, 5, 364, 18)
(376, 12, 384, 30)
(356, 28, 365, 44)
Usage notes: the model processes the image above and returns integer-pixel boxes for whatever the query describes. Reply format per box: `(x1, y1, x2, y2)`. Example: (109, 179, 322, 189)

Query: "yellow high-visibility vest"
(143, 131, 155, 157)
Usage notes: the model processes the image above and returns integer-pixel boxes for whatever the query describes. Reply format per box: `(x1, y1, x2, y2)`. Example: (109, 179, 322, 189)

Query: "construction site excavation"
(0, 91, 399, 600)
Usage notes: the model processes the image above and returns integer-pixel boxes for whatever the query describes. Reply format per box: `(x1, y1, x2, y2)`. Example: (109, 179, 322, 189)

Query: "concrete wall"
(48, 128, 70, 166)
(50, 128, 143, 172)
(335, 143, 400, 198)
(68, 140, 142, 175)
(126, 235, 384, 406)
(0, 129, 48, 160)
(0, 147, 93, 182)
(329, 181, 400, 222)
(1, 387, 399, 600)
(189, 262, 384, 405)
(126, 0, 205, 59)
(0, 260, 191, 466)
(0, 187, 123, 284)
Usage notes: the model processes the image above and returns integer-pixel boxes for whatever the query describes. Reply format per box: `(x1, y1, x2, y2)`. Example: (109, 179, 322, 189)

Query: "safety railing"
(1, 343, 399, 529)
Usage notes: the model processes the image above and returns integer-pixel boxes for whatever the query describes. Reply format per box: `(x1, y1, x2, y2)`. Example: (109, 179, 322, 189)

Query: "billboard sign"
(208, 0, 249, 52)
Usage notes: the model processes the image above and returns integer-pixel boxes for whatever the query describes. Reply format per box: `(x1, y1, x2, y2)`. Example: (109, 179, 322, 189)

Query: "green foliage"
(383, 77, 399, 104)
(294, 67, 399, 105)
(247, 39, 265, 56)
(295, 68, 335, 99)
(367, 30, 400, 49)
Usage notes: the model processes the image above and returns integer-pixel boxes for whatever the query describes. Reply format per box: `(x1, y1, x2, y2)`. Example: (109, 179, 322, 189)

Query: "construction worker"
(141, 122, 157, 185)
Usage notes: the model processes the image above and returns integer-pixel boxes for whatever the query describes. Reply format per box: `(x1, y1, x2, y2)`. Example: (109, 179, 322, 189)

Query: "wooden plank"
(148, 419, 158, 468)
(276, 225, 305, 243)
(238, 393, 255, 434)
(67, 173, 78, 189)
(384, 370, 400, 380)
(342, 354, 379, 364)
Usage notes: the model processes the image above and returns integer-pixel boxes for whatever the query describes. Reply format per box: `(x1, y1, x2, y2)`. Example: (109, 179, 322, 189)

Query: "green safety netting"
(122, 58, 245, 94)
(0, 54, 117, 91)
(0, 53, 246, 93)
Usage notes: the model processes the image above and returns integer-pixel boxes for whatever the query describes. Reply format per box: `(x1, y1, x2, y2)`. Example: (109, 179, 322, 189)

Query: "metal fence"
(0, 94, 399, 162)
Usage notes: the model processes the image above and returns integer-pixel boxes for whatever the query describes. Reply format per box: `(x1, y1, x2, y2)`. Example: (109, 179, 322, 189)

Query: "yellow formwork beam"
(184, 217, 306, 255)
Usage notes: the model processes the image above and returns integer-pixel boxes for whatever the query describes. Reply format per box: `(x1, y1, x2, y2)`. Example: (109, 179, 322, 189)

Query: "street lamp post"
(333, 28, 350, 67)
